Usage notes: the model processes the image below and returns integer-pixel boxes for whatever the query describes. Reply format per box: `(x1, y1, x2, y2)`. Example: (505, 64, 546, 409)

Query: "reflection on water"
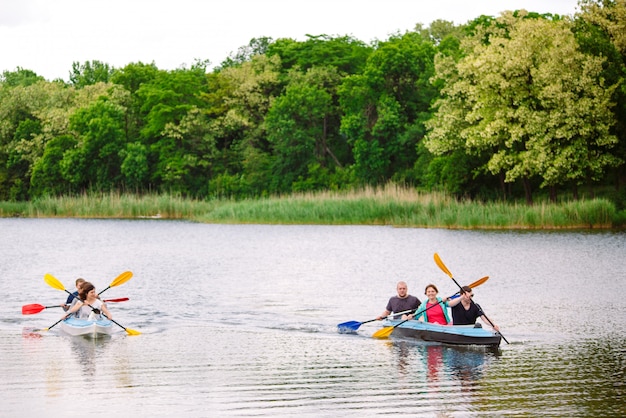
(67, 335, 111, 378)
(387, 338, 497, 389)
(0, 219, 624, 417)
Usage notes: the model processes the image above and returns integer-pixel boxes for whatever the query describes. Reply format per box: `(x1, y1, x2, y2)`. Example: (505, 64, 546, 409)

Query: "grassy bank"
(0, 185, 622, 229)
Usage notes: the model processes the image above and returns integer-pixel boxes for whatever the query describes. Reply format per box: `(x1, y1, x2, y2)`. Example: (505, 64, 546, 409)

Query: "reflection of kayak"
(61, 317, 114, 338)
(383, 320, 501, 348)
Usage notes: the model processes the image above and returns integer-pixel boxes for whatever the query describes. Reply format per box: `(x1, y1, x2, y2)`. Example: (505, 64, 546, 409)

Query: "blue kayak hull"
(61, 317, 113, 338)
(384, 320, 501, 347)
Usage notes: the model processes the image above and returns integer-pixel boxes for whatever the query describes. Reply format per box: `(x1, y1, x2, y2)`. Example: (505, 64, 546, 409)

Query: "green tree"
(157, 107, 218, 195)
(204, 54, 283, 196)
(1, 67, 44, 87)
(63, 97, 127, 191)
(219, 37, 273, 69)
(425, 12, 620, 204)
(576, 0, 626, 198)
(339, 31, 437, 184)
(267, 34, 372, 75)
(30, 134, 77, 196)
(129, 63, 209, 190)
(0, 80, 63, 199)
(416, 20, 464, 45)
(266, 67, 342, 192)
(69, 60, 115, 88)
(120, 141, 149, 192)
(579, 0, 626, 54)
(135, 63, 209, 143)
(111, 62, 160, 142)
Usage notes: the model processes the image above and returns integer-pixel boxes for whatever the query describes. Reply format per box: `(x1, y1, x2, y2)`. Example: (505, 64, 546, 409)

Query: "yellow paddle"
(98, 271, 133, 295)
(372, 276, 489, 339)
(40, 273, 140, 336)
(434, 253, 508, 344)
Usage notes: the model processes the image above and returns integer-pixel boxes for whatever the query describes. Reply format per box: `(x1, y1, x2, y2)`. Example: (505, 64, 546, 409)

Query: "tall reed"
(196, 185, 617, 229)
(0, 192, 215, 219)
(0, 185, 619, 229)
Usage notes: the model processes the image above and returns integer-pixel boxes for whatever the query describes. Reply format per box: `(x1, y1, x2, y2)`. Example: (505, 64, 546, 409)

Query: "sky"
(1, 0, 581, 82)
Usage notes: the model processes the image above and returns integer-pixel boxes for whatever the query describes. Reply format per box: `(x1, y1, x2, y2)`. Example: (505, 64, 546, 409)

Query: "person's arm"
(64, 301, 83, 318)
(446, 296, 461, 307)
(473, 303, 499, 331)
(377, 309, 391, 320)
(479, 314, 499, 331)
(414, 301, 427, 322)
(101, 303, 112, 320)
(62, 292, 76, 311)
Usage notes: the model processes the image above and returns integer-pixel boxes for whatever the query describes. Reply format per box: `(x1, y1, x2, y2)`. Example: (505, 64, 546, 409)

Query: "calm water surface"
(0, 219, 624, 417)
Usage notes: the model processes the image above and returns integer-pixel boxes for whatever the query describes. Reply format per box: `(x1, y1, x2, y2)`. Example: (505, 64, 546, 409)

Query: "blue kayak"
(383, 319, 502, 348)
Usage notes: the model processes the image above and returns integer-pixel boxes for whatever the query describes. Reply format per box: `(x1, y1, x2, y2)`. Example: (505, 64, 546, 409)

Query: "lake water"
(0, 218, 624, 417)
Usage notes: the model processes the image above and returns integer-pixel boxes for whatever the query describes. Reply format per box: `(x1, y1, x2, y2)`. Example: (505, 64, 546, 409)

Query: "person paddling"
(63, 281, 112, 321)
(377, 281, 421, 320)
(447, 285, 500, 331)
(416, 284, 451, 325)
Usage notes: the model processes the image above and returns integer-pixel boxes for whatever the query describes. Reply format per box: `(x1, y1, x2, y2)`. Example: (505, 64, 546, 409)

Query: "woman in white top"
(64, 281, 112, 320)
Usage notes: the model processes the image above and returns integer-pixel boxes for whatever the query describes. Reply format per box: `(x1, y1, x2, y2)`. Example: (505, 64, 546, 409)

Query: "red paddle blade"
(22, 304, 46, 315)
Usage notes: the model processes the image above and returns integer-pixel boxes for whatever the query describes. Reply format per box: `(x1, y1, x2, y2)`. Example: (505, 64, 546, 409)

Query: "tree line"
(1, 0, 624, 206)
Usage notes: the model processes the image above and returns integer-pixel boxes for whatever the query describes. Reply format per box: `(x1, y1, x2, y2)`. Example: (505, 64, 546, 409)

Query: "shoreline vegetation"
(0, 185, 623, 230)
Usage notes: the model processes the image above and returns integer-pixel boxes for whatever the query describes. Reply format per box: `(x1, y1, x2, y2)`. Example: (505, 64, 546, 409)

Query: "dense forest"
(1, 1, 625, 206)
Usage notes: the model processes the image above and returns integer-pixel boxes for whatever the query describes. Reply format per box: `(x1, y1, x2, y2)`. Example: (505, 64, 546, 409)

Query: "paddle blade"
(22, 304, 46, 315)
(372, 326, 395, 339)
(468, 276, 489, 289)
(99, 271, 133, 295)
(110, 318, 141, 336)
(44, 273, 66, 291)
(434, 253, 453, 278)
(103, 297, 129, 303)
(337, 321, 361, 331)
(110, 271, 133, 288)
(38, 316, 66, 332)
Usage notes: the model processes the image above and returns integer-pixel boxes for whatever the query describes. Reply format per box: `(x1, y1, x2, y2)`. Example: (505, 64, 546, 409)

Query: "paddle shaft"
(380, 308, 417, 320)
(38, 316, 66, 332)
(474, 303, 509, 344)
(338, 308, 416, 329)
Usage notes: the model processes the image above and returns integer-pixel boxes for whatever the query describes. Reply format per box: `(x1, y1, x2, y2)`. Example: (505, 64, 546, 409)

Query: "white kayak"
(60, 316, 114, 338)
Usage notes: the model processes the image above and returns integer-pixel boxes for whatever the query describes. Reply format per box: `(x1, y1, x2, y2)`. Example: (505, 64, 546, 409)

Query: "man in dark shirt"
(448, 285, 500, 331)
(377, 281, 421, 320)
